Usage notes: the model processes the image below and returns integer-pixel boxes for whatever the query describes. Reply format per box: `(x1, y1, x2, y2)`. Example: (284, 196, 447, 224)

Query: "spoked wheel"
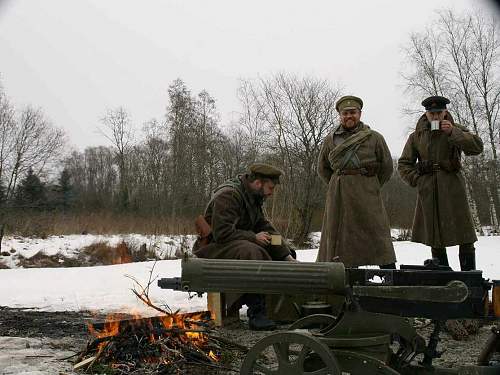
(289, 314, 337, 333)
(240, 331, 340, 375)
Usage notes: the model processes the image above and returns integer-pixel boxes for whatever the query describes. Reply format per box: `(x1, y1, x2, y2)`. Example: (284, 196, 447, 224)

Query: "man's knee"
(232, 240, 272, 261)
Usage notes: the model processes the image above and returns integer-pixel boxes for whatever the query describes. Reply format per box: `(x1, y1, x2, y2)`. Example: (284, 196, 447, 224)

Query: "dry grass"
(4, 211, 196, 236)
(16, 241, 161, 268)
(78, 241, 158, 266)
(17, 251, 78, 268)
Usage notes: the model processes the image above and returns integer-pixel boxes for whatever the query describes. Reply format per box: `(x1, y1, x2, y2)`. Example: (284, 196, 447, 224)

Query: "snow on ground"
(0, 259, 207, 315)
(0, 233, 196, 269)
(0, 234, 498, 315)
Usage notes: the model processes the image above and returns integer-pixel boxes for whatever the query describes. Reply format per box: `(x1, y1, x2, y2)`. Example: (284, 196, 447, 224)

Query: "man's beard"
(254, 187, 266, 202)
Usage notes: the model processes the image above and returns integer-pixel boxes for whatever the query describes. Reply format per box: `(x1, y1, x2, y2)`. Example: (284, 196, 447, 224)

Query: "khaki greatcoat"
(398, 113, 483, 248)
(193, 175, 291, 261)
(316, 122, 396, 267)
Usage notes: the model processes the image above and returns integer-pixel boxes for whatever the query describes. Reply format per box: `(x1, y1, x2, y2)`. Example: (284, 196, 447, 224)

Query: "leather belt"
(338, 168, 372, 176)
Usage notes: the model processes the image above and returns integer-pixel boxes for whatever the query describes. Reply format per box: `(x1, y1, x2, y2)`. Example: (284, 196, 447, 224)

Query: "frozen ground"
(0, 233, 498, 314)
(0, 233, 499, 374)
(0, 336, 77, 374)
(0, 233, 196, 269)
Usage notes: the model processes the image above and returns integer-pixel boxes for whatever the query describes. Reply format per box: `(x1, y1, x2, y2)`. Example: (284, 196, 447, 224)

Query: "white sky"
(0, 0, 497, 156)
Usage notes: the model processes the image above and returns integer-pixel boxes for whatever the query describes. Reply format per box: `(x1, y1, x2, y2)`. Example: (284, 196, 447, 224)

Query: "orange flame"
(87, 310, 219, 363)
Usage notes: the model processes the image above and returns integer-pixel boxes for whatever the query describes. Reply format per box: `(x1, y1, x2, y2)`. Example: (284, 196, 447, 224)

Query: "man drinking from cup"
(398, 96, 483, 270)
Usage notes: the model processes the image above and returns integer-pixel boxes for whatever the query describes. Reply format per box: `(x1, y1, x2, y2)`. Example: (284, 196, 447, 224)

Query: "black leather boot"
(459, 244, 476, 271)
(431, 247, 449, 267)
(245, 294, 276, 331)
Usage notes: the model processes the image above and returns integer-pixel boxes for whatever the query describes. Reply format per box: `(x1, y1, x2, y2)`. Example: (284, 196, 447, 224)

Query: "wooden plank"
(207, 292, 223, 327)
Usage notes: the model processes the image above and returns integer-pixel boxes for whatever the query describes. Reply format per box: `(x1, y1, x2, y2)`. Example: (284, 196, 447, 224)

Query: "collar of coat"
(211, 175, 263, 206)
(329, 122, 372, 163)
(333, 121, 363, 135)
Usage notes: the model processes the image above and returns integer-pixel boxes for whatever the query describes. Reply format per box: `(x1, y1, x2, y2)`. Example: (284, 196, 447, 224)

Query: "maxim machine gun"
(159, 258, 500, 374)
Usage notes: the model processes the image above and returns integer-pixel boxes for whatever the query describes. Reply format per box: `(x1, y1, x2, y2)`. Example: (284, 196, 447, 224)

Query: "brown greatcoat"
(316, 122, 396, 267)
(193, 175, 291, 261)
(398, 113, 483, 248)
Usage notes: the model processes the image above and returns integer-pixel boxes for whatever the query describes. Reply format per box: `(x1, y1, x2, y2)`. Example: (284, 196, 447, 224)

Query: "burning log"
(75, 262, 245, 373)
(75, 279, 243, 371)
(76, 311, 222, 374)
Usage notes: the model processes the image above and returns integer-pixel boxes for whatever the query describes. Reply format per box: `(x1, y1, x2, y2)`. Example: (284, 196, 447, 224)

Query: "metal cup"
(431, 120, 441, 132)
(270, 234, 282, 246)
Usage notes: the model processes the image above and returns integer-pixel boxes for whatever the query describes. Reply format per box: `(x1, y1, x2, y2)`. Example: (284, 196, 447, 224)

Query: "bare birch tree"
(100, 107, 134, 210)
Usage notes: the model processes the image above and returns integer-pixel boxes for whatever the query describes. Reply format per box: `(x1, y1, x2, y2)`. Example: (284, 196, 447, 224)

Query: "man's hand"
(284, 254, 299, 262)
(255, 231, 271, 246)
(440, 120, 453, 135)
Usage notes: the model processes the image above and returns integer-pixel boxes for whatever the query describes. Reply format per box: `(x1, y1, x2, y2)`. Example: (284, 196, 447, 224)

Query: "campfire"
(75, 310, 221, 374)
(74, 264, 246, 374)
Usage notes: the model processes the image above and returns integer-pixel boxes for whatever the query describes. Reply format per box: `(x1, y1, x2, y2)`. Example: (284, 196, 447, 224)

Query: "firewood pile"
(74, 266, 246, 374)
(74, 310, 244, 374)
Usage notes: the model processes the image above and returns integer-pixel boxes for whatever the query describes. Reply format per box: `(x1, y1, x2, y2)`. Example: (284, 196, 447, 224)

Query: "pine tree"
(15, 168, 47, 208)
(56, 168, 73, 210)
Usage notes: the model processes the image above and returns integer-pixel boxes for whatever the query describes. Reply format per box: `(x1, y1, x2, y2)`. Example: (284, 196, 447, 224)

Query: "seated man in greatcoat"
(193, 163, 296, 330)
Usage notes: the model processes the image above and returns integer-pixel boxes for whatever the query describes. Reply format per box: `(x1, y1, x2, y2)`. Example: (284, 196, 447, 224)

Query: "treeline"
(60, 75, 342, 244)
(1, 9, 499, 243)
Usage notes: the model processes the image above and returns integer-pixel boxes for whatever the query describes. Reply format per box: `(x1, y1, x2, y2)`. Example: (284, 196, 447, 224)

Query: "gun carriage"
(159, 258, 500, 374)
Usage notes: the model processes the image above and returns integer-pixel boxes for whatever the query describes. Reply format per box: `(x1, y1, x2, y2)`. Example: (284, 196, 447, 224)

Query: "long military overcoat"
(316, 122, 396, 267)
(398, 113, 483, 247)
(193, 175, 291, 261)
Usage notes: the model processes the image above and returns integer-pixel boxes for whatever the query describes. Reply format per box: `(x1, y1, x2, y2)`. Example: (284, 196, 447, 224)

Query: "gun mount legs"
(421, 320, 444, 367)
(240, 331, 340, 375)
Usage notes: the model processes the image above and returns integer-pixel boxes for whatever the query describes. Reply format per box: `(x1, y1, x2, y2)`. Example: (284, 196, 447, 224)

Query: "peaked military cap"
(336, 95, 363, 112)
(422, 96, 450, 112)
(249, 163, 283, 184)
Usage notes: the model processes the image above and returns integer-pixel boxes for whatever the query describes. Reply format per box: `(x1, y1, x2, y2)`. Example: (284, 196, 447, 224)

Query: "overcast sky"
(0, 0, 497, 156)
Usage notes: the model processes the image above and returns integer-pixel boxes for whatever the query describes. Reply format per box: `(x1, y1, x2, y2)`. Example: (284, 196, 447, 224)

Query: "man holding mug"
(192, 163, 296, 331)
(398, 96, 483, 270)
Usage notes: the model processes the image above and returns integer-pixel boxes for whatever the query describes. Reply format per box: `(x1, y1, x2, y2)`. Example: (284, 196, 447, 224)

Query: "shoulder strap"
(329, 128, 372, 165)
(207, 177, 258, 224)
(339, 143, 362, 170)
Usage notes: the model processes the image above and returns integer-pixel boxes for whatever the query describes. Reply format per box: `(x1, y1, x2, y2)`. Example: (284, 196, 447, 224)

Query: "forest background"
(0, 10, 499, 247)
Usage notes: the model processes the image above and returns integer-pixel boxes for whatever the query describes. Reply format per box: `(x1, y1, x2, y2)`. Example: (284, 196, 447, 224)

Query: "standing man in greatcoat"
(398, 96, 483, 270)
(193, 163, 296, 330)
(317, 95, 396, 268)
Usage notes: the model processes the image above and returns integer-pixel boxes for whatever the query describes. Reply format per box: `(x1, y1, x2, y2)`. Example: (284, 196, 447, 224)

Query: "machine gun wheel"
(289, 314, 337, 332)
(240, 331, 340, 375)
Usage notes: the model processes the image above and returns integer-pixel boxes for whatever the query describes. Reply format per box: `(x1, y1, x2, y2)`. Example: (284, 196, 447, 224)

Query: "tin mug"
(270, 234, 282, 246)
(431, 120, 441, 131)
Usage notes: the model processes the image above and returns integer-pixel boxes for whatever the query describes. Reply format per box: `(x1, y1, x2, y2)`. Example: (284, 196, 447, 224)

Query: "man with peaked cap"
(398, 96, 483, 270)
(193, 163, 296, 330)
(317, 95, 396, 268)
